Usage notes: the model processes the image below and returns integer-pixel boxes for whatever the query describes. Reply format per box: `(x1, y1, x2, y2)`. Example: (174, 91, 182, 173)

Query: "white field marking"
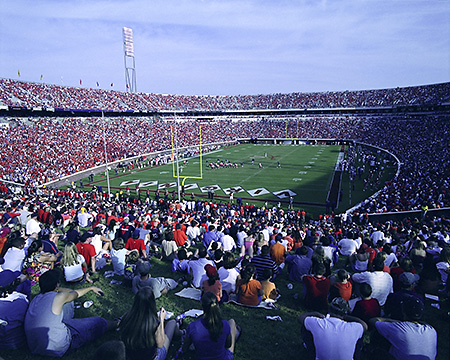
(308, 161, 315, 164)
(312, 157, 318, 160)
(160, 171, 169, 174)
(193, 161, 199, 165)
(298, 171, 308, 174)
(226, 152, 231, 154)
(293, 178, 302, 181)
(304, 166, 312, 169)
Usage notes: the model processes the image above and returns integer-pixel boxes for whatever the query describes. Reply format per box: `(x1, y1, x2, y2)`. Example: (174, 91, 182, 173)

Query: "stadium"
(1, 2, 450, 359)
(1, 77, 449, 359)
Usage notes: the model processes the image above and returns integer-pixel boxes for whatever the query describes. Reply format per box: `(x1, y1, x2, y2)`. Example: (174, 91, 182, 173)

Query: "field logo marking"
(200, 185, 221, 193)
(139, 181, 158, 188)
(183, 183, 198, 190)
(119, 180, 140, 187)
(273, 189, 297, 199)
(248, 188, 270, 197)
(223, 186, 245, 195)
(158, 182, 177, 189)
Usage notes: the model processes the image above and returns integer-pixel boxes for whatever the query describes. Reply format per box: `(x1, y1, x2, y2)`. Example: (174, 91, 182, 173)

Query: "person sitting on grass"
(182, 291, 240, 360)
(350, 282, 381, 324)
(260, 268, 279, 301)
(110, 238, 129, 277)
(369, 296, 437, 360)
(131, 261, 177, 299)
(302, 263, 331, 312)
(202, 264, 227, 303)
(236, 264, 263, 306)
(120, 287, 182, 360)
(24, 269, 118, 357)
(329, 269, 352, 302)
(298, 297, 367, 360)
(61, 242, 92, 284)
(218, 251, 240, 295)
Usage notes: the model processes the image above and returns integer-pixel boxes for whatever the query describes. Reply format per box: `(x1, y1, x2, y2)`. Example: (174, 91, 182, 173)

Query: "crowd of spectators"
(1, 78, 449, 111)
(0, 181, 448, 358)
(1, 113, 450, 215)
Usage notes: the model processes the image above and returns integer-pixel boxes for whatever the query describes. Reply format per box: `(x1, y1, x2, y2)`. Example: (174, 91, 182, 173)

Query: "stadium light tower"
(123, 27, 137, 93)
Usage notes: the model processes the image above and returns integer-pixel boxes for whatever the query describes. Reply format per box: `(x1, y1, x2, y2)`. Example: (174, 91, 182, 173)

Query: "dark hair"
(313, 263, 326, 276)
(120, 287, 159, 350)
(241, 264, 256, 283)
(198, 246, 207, 258)
(223, 252, 237, 269)
(373, 256, 385, 271)
(177, 248, 188, 260)
(262, 268, 273, 281)
(201, 291, 223, 342)
(261, 245, 270, 256)
(165, 231, 174, 241)
(336, 269, 349, 282)
(27, 239, 43, 257)
(39, 269, 60, 293)
(359, 282, 372, 298)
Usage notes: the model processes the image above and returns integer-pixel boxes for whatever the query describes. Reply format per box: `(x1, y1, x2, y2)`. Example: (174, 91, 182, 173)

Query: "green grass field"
(81, 143, 395, 217)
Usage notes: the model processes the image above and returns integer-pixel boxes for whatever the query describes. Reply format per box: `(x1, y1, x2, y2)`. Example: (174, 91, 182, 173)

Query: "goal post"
(170, 124, 203, 195)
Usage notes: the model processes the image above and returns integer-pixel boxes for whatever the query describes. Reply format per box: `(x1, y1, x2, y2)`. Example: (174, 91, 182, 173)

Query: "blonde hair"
(62, 242, 81, 266)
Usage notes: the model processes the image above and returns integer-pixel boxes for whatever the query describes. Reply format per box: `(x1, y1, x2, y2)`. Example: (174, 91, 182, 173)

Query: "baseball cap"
(399, 272, 420, 288)
(137, 262, 151, 276)
(204, 264, 218, 278)
(329, 297, 350, 316)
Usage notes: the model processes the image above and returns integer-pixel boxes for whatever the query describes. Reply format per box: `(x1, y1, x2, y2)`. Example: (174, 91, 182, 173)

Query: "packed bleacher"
(1, 78, 450, 359)
(1, 78, 449, 111)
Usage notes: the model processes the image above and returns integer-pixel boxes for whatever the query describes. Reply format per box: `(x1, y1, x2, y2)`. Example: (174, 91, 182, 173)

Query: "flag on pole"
(80, 79, 82, 85)
(18, 70, 20, 77)
(40, 74, 43, 80)
(96, 81, 100, 87)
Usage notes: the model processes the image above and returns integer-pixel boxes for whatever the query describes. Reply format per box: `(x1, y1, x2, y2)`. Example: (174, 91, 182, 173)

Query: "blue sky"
(0, 0, 449, 95)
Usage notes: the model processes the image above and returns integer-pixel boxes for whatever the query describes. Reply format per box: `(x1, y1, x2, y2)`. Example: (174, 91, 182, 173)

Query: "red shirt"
(76, 242, 97, 268)
(173, 229, 187, 246)
(125, 238, 146, 256)
(302, 275, 331, 311)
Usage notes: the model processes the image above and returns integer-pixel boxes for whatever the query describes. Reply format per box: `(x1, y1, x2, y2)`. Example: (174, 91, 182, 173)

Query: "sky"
(0, 0, 449, 96)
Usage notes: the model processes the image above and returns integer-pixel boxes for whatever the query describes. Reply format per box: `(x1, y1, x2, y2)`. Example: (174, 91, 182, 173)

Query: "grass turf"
(1, 246, 448, 360)
(78, 143, 396, 217)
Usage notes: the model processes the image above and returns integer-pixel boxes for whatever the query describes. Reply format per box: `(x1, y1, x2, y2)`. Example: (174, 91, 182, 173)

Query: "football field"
(90, 143, 341, 209)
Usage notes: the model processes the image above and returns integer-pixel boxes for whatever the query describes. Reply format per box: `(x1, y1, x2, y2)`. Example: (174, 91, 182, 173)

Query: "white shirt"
(352, 271, 393, 306)
(304, 315, 364, 360)
(26, 218, 41, 236)
(220, 234, 236, 252)
(63, 254, 85, 282)
(1, 247, 26, 272)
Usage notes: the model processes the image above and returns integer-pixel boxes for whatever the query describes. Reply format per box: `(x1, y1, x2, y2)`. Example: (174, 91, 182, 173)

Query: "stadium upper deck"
(0, 78, 449, 112)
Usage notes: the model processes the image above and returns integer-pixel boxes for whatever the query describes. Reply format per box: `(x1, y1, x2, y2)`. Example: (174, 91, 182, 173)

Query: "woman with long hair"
(120, 286, 180, 360)
(183, 291, 239, 360)
(236, 264, 263, 306)
(61, 242, 92, 283)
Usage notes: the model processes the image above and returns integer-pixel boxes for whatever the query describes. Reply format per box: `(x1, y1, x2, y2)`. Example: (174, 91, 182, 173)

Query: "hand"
(92, 287, 104, 296)
(159, 307, 167, 321)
